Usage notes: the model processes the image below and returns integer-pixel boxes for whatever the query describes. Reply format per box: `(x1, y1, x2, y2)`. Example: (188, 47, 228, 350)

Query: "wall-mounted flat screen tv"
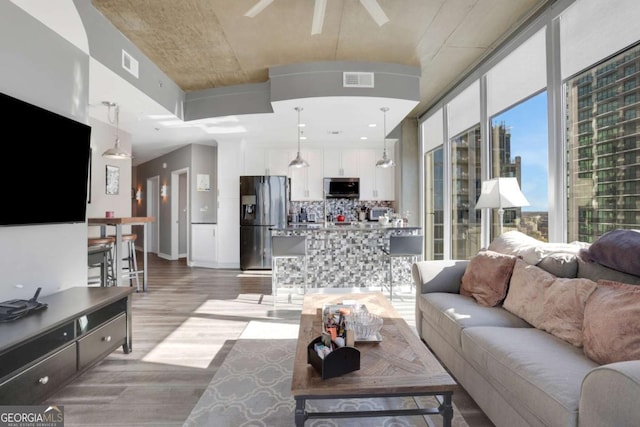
(0, 91, 91, 226)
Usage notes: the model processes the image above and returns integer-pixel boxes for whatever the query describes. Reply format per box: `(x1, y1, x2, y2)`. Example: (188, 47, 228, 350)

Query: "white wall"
(86, 119, 133, 237)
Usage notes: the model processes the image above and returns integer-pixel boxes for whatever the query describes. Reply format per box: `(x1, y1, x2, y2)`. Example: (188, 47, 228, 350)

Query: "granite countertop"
(272, 222, 421, 231)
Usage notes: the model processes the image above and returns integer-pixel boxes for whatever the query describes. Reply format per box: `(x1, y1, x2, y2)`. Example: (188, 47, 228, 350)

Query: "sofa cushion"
(504, 259, 556, 326)
(488, 230, 588, 265)
(460, 250, 517, 306)
(577, 253, 640, 285)
(504, 259, 597, 347)
(581, 229, 640, 277)
(462, 327, 598, 427)
(488, 231, 545, 264)
(418, 293, 531, 353)
(583, 280, 640, 365)
(536, 252, 579, 278)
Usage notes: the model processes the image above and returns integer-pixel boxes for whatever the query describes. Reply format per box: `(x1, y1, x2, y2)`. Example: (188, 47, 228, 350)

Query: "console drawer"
(0, 343, 76, 405)
(77, 313, 126, 370)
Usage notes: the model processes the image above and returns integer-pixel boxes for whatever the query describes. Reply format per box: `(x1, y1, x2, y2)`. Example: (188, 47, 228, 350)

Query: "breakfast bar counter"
(271, 223, 421, 291)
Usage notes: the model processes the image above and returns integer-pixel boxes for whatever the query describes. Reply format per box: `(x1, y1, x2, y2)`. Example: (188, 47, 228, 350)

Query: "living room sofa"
(412, 230, 640, 427)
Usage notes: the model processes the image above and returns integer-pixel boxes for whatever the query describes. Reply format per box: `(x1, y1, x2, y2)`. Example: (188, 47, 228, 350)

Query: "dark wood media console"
(0, 287, 134, 404)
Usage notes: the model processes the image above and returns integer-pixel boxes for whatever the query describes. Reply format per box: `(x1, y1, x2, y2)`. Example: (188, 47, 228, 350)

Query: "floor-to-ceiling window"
(566, 42, 640, 242)
(490, 92, 549, 241)
(424, 147, 444, 259)
(419, 0, 640, 258)
(451, 125, 482, 258)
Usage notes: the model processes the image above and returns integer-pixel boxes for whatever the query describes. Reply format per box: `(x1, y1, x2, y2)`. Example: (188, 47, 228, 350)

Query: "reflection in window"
(567, 43, 640, 242)
(451, 125, 481, 259)
(489, 92, 549, 241)
(424, 147, 444, 260)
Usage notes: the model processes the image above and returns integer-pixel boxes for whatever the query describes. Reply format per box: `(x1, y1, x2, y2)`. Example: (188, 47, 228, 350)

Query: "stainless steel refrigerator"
(240, 175, 288, 270)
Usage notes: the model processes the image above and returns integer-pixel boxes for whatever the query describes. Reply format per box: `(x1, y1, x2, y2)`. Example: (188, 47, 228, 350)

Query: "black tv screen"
(0, 91, 91, 226)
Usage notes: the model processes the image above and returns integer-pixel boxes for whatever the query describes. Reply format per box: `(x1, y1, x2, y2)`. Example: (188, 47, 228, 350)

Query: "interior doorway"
(171, 168, 189, 260)
(146, 176, 160, 254)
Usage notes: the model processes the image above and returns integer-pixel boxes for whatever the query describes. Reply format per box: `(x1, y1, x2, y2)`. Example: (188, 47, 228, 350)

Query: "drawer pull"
(103, 336, 112, 343)
(39, 376, 49, 385)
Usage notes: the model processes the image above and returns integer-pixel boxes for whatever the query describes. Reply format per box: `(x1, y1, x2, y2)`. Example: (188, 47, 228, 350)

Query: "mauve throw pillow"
(583, 229, 640, 276)
(538, 277, 597, 347)
(460, 250, 517, 306)
(505, 260, 597, 346)
(504, 259, 556, 326)
(583, 280, 640, 364)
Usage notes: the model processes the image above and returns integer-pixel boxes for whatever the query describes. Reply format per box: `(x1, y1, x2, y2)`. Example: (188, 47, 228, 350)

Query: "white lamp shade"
(475, 177, 529, 209)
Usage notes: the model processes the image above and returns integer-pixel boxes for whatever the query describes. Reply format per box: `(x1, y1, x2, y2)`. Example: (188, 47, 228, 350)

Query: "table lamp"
(475, 177, 529, 235)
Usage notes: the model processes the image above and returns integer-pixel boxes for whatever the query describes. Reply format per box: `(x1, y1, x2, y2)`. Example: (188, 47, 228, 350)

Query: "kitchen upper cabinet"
(290, 149, 323, 200)
(243, 148, 291, 176)
(358, 149, 395, 201)
(190, 223, 217, 268)
(323, 149, 360, 177)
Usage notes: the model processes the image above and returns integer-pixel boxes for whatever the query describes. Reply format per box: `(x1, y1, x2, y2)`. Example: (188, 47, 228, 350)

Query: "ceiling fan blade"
(311, 0, 327, 35)
(244, 0, 274, 18)
(359, 0, 389, 27)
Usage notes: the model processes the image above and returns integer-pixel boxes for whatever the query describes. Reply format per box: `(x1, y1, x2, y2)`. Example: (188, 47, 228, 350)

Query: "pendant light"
(376, 107, 394, 168)
(289, 107, 309, 168)
(102, 101, 132, 160)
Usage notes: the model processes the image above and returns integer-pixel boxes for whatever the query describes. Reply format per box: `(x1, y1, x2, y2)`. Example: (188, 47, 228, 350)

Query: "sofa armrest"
(412, 260, 469, 295)
(579, 361, 640, 427)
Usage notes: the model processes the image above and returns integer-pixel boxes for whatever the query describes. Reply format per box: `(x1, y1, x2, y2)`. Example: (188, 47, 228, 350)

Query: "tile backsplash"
(289, 199, 393, 223)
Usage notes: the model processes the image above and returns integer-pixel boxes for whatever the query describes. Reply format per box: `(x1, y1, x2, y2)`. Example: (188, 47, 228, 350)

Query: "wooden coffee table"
(291, 292, 459, 426)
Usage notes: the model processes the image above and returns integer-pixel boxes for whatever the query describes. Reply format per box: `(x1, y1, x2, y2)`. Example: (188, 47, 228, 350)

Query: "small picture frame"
(106, 165, 120, 195)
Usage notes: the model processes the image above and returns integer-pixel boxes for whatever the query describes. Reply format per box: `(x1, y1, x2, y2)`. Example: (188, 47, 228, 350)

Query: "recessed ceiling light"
(300, 136, 307, 140)
(360, 136, 368, 140)
(298, 123, 306, 127)
(368, 123, 377, 127)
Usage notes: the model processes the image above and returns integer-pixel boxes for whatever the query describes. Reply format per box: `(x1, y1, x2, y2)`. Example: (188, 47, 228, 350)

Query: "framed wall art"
(106, 165, 120, 195)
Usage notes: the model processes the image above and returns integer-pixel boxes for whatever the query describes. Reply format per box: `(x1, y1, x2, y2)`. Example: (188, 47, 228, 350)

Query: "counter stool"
(381, 234, 423, 301)
(271, 235, 307, 308)
(88, 237, 115, 287)
(109, 233, 142, 291)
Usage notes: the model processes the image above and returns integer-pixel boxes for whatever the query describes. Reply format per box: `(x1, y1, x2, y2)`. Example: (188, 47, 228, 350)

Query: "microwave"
(369, 207, 390, 221)
(324, 177, 359, 199)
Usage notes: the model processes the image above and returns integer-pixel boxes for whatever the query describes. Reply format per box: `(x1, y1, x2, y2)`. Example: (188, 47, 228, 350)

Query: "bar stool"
(271, 235, 307, 307)
(109, 233, 142, 291)
(88, 237, 115, 287)
(381, 234, 423, 301)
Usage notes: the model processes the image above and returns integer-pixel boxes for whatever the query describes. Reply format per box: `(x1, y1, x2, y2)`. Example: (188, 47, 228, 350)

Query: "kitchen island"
(271, 223, 421, 292)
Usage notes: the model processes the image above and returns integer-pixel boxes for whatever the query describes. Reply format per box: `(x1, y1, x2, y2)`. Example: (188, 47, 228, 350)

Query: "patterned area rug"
(183, 321, 468, 427)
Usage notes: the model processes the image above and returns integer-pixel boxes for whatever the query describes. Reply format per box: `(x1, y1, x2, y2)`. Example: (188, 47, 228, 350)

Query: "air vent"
(122, 49, 139, 78)
(343, 72, 374, 88)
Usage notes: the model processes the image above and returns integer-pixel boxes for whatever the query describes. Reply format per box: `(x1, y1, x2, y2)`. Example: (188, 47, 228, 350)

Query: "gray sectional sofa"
(412, 230, 640, 427)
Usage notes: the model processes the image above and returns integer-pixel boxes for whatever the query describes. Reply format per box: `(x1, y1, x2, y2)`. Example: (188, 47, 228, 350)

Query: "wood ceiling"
(91, 0, 550, 117)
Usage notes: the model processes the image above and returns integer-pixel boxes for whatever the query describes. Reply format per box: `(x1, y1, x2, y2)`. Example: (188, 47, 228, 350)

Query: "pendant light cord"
(296, 106, 302, 153)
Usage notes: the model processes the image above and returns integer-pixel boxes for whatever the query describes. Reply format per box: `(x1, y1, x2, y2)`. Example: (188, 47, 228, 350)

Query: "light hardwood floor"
(45, 254, 494, 426)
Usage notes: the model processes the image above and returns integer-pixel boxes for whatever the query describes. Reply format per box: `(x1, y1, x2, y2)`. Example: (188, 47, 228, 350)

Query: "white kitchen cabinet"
(265, 149, 291, 176)
(323, 149, 360, 177)
(243, 147, 267, 175)
(190, 223, 217, 268)
(358, 149, 395, 201)
(243, 148, 291, 176)
(290, 149, 323, 200)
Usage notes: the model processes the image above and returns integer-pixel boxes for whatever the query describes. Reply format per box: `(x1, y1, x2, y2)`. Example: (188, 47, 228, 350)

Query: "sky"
(491, 91, 549, 212)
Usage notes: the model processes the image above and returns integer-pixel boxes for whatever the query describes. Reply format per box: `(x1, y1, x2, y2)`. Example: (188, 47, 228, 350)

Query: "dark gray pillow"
(582, 229, 640, 277)
(536, 252, 579, 278)
(577, 257, 640, 285)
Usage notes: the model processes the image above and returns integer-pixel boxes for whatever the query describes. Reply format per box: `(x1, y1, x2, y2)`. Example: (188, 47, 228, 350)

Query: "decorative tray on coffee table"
(322, 302, 383, 343)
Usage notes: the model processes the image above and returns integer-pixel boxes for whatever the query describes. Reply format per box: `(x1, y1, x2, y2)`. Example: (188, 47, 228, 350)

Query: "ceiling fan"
(244, 0, 389, 35)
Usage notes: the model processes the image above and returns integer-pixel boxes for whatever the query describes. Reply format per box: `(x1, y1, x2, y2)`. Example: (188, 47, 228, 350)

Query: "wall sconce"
(160, 184, 168, 198)
(135, 189, 142, 202)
